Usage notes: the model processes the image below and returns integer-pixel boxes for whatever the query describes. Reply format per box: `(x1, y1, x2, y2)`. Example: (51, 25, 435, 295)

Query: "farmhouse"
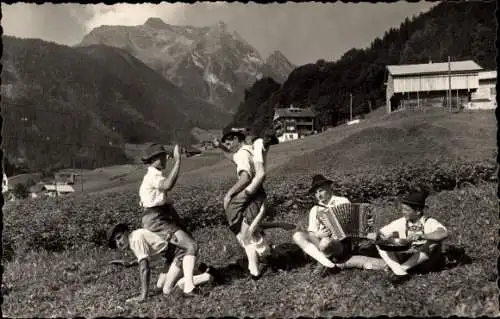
(273, 106, 316, 143)
(468, 70, 497, 109)
(385, 60, 484, 113)
(43, 184, 75, 197)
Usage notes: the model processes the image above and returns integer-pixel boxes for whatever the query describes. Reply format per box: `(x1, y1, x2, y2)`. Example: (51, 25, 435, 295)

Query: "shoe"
(206, 266, 226, 285)
(388, 273, 411, 286)
(249, 264, 270, 281)
(182, 286, 204, 298)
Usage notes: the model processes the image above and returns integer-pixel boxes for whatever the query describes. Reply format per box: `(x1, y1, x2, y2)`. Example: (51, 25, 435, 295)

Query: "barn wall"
(393, 73, 480, 93)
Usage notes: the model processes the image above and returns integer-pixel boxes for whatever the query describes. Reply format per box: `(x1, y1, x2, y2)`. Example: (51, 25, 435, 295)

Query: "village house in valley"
(273, 105, 316, 143)
(385, 60, 495, 113)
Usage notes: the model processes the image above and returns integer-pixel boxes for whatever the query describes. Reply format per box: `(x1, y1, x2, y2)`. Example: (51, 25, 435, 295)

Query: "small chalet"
(43, 184, 75, 197)
(273, 106, 316, 143)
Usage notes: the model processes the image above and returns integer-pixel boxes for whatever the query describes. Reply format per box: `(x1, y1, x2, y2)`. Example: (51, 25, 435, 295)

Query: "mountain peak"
(266, 50, 288, 62)
(144, 17, 169, 29)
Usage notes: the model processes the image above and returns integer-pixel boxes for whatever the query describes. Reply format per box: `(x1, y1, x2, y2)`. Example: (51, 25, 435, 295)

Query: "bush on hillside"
(2, 159, 496, 256)
(12, 183, 29, 199)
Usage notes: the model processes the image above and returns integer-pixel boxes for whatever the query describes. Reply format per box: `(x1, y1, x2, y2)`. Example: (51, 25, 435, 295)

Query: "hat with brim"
(401, 191, 428, 210)
(308, 174, 333, 193)
(106, 223, 129, 249)
(221, 130, 247, 143)
(262, 128, 279, 146)
(141, 143, 167, 164)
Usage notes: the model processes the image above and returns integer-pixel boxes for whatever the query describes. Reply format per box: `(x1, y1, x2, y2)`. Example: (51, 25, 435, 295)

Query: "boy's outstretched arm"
(160, 145, 181, 191)
(126, 259, 150, 303)
(213, 138, 234, 162)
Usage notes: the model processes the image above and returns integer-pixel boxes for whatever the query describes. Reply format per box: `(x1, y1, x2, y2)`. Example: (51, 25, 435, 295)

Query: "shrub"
(12, 183, 29, 199)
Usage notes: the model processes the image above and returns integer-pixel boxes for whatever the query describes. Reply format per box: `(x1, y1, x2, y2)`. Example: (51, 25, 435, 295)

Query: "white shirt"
(307, 195, 351, 238)
(379, 216, 447, 246)
(139, 166, 168, 208)
(232, 145, 255, 178)
(128, 229, 168, 262)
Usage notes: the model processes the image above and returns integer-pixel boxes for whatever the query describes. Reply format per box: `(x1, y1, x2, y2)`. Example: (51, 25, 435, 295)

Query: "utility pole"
(349, 93, 353, 121)
(448, 56, 452, 111)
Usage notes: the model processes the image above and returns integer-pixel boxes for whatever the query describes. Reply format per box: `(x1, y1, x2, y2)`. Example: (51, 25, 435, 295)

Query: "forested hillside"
(1, 37, 230, 174)
(227, 1, 497, 134)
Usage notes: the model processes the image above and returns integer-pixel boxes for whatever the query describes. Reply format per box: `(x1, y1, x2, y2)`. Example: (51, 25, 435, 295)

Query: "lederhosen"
(225, 148, 267, 234)
(400, 216, 444, 272)
(142, 203, 189, 265)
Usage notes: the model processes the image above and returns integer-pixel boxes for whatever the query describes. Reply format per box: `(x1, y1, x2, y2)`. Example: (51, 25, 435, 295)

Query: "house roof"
(43, 184, 75, 192)
(274, 107, 315, 119)
(387, 60, 483, 76)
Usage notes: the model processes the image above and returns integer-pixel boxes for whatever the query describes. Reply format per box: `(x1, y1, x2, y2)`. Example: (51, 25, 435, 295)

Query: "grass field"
(2, 108, 498, 317)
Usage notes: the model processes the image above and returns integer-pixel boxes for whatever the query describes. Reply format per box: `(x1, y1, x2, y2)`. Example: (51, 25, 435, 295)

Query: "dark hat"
(141, 143, 167, 164)
(221, 128, 248, 143)
(308, 174, 333, 193)
(106, 223, 129, 249)
(262, 128, 279, 146)
(401, 191, 429, 210)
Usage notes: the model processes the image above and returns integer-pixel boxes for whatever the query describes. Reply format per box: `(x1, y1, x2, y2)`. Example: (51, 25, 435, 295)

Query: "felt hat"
(401, 191, 429, 210)
(106, 223, 129, 249)
(221, 128, 248, 143)
(141, 143, 167, 164)
(308, 174, 333, 193)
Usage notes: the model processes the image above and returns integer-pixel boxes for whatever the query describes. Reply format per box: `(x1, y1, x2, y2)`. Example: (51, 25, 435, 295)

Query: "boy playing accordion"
(293, 174, 385, 277)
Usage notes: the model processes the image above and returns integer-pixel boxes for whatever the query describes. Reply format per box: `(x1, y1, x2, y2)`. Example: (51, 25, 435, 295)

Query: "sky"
(1, 2, 437, 65)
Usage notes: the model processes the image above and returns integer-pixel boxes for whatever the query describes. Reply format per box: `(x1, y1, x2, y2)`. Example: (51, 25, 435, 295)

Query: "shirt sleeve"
(253, 139, 265, 164)
(233, 150, 253, 178)
(129, 230, 151, 262)
(307, 207, 319, 233)
(379, 218, 403, 237)
(424, 217, 447, 234)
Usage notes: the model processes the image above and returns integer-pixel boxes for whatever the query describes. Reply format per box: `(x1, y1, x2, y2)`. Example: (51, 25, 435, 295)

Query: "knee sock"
(302, 243, 336, 268)
(176, 273, 212, 290)
(182, 255, 196, 293)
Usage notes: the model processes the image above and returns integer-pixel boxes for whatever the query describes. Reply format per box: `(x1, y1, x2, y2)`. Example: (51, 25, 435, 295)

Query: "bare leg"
(292, 231, 336, 268)
(336, 255, 386, 270)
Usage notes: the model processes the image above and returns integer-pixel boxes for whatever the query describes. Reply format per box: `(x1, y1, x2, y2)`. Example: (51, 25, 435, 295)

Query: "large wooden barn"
(385, 60, 485, 113)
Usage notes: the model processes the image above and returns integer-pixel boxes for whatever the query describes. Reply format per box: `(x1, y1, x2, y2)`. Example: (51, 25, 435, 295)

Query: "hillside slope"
(1, 36, 230, 173)
(93, 109, 496, 194)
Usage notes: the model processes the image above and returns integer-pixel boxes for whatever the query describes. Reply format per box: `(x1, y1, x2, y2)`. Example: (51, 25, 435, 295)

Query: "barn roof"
(387, 60, 483, 76)
(274, 107, 315, 119)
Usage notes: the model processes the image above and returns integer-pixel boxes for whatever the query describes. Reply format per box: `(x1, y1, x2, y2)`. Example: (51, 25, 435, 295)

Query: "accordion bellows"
(317, 203, 377, 240)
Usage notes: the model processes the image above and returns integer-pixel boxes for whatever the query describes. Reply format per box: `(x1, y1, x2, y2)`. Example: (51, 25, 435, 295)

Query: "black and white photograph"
(1, 1, 498, 317)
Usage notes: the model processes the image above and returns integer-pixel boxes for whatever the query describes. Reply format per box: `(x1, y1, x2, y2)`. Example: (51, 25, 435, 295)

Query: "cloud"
(1, 2, 437, 64)
(81, 3, 187, 32)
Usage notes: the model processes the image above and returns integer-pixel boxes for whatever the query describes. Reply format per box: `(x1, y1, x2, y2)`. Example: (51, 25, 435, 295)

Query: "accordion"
(316, 203, 377, 240)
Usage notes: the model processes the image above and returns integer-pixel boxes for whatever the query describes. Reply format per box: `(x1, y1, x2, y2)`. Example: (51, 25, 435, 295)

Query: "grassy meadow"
(2, 108, 498, 317)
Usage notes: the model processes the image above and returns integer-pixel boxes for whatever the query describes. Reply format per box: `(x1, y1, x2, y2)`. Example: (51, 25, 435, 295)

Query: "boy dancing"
(213, 129, 273, 279)
(138, 143, 200, 296)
